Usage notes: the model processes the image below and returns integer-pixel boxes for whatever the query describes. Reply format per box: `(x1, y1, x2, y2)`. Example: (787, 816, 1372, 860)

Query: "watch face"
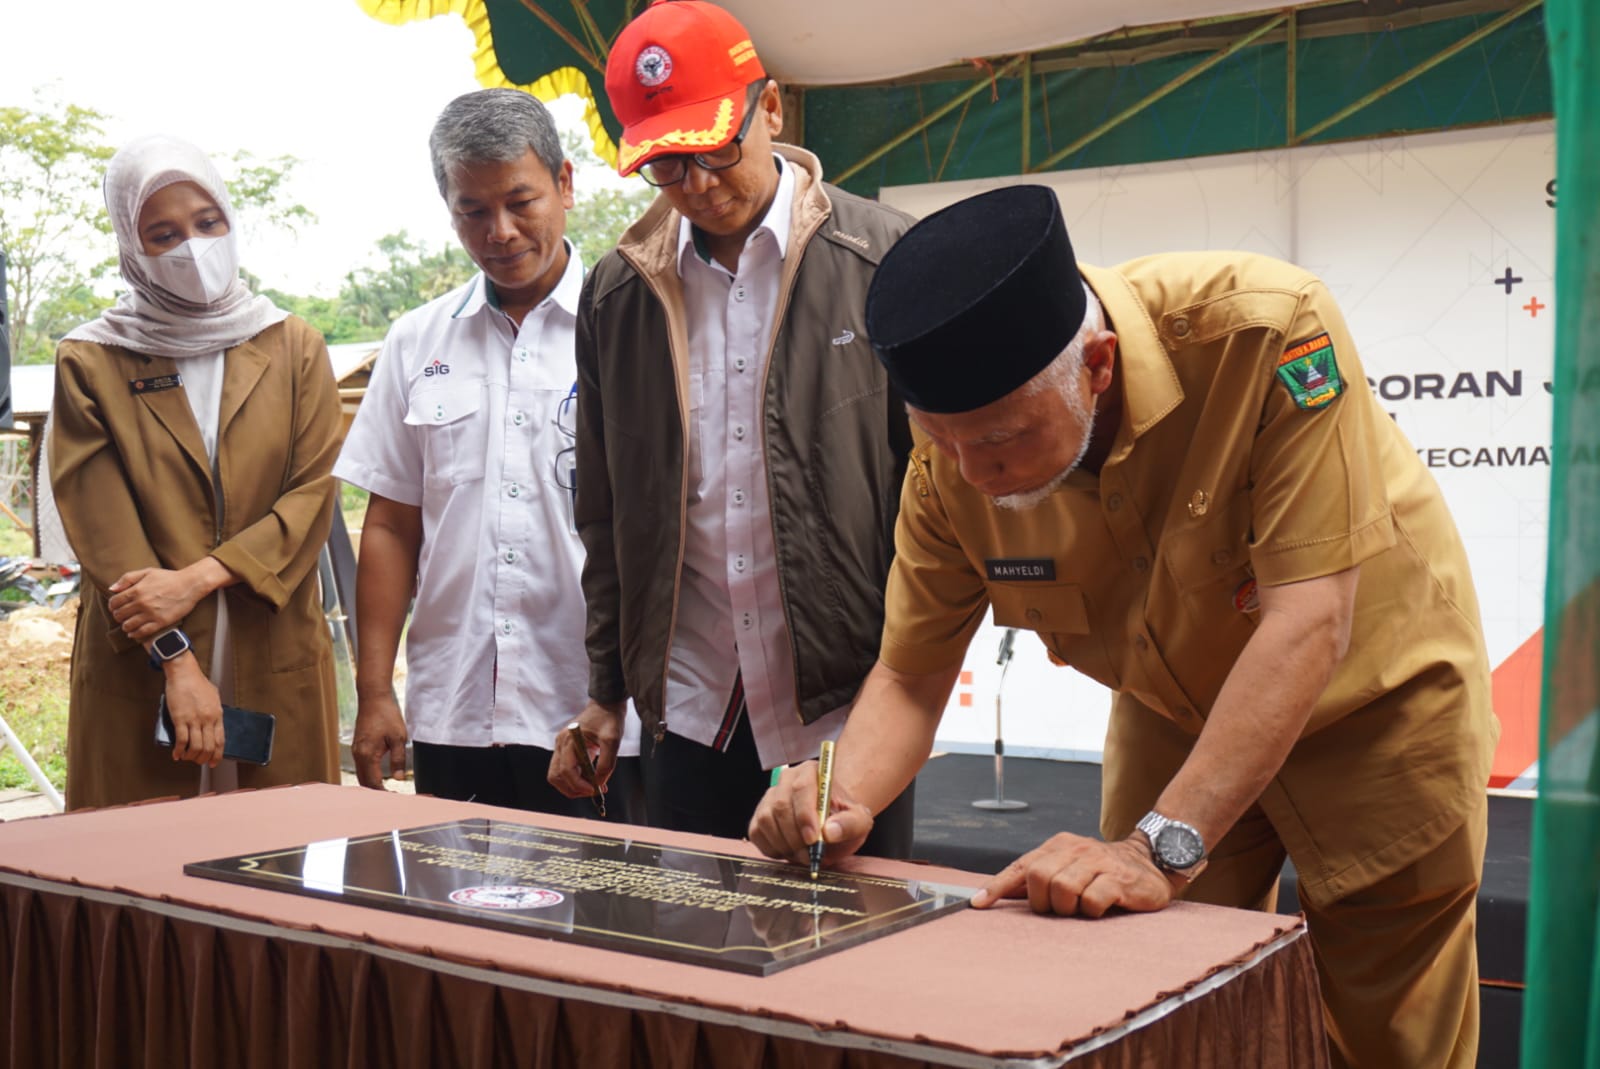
(1154, 824, 1205, 870)
(152, 630, 188, 660)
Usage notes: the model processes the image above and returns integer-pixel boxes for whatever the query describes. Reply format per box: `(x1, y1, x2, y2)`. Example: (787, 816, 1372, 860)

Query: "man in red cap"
(548, 0, 918, 854)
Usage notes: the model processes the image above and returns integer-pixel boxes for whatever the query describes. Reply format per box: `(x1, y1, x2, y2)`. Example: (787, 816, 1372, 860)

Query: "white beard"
(992, 377, 1097, 512)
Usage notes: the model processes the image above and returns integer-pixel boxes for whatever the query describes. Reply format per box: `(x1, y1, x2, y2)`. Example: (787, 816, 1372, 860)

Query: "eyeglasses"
(554, 385, 577, 533)
(554, 445, 577, 533)
(555, 383, 577, 439)
(639, 98, 761, 188)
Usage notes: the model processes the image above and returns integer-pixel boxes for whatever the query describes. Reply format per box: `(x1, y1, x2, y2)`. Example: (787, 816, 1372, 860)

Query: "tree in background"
(563, 128, 654, 271)
(0, 92, 314, 363)
(271, 132, 652, 345)
(1, 93, 651, 360)
(340, 231, 478, 336)
(0, 95, 114, 364)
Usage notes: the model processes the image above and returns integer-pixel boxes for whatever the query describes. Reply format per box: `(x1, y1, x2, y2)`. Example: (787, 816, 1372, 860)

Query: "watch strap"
(148, 628, 193, 669)
(1135, 810, 1209, 881)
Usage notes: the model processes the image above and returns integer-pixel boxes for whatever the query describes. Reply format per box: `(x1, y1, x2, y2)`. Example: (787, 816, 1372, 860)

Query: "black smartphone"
(154, 696, 276, 766)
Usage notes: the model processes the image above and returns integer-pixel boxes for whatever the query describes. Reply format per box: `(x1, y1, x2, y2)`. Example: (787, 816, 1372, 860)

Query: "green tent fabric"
(1523, 0, 1600, 1065)
(804, 8, 1551, 198)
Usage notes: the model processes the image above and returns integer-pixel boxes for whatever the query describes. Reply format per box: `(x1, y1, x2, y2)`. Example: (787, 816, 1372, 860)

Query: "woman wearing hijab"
(49, 135, 342, 810)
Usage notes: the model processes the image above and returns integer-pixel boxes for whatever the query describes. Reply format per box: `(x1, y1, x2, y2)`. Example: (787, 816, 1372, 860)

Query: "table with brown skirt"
(0, 783, 1328, 1068)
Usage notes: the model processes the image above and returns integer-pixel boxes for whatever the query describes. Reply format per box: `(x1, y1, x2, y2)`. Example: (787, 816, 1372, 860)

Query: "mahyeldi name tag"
(129, 374, 183, 394)
(985, 558, 1056, 581)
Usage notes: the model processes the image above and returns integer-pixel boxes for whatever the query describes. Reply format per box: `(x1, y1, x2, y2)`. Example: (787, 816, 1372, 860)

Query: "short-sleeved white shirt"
(336, 248, 639, 754)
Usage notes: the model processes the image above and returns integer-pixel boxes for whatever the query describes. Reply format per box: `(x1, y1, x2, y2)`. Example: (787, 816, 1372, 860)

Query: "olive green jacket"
(574, 145, 913, 743)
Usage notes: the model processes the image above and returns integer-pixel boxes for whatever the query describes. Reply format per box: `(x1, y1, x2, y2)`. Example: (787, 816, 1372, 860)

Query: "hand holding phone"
(157, 667, 224, 766)
(155, 695, 276, 766)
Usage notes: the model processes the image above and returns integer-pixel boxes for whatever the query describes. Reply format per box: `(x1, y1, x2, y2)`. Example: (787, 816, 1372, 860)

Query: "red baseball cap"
(605, 0, 768, 177)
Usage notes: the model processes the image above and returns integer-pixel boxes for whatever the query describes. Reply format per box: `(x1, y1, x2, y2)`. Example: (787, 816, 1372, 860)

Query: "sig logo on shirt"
(423, 359, 451, 377)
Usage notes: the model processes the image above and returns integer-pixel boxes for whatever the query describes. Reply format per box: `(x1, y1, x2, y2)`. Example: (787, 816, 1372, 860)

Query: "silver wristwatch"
(1135, 811, 1209, 881)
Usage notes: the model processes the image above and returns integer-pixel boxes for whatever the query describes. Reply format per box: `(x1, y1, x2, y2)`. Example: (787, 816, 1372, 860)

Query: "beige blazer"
(50, 315, 342, 810)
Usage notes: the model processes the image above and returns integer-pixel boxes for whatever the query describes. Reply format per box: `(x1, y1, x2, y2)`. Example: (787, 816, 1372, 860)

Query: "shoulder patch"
(1275, 332, 1344, 411)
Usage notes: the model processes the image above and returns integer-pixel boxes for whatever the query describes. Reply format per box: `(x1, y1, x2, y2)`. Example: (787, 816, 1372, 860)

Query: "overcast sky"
(1, 0, 602, 296)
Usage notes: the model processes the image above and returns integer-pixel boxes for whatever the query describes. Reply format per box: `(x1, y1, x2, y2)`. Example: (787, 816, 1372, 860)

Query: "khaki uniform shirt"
(881, 252, 1498, 905)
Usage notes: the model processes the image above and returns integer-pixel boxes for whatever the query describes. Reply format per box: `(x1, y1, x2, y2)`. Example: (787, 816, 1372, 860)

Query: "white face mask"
(138, 233, 239, 306)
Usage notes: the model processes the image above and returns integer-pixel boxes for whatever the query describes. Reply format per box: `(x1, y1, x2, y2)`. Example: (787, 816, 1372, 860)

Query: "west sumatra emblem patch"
(1276, 332, 1345, 411)
(1232, 578, 1260, 614)
(448, 885, 565, 911)
(635, 45, 672, 87)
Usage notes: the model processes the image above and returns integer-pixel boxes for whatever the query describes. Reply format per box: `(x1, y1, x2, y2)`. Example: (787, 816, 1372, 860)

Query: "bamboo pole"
(1030, 14, 1287, 173)
(834, 56, 1026, 185)
(1292, 0, 1542, 144)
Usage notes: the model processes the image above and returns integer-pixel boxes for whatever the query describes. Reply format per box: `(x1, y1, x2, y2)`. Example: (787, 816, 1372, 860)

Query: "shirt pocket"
(1154, 491, 1258, 709)
(988, 581, 1121, 690)
(404, 380, 488, 487)
(1160, 490, 1255, 603)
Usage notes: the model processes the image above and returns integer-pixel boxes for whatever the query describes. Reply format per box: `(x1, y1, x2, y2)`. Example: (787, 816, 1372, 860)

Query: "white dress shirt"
(336, 246, 639, 754)
(666, 157, 849, 768)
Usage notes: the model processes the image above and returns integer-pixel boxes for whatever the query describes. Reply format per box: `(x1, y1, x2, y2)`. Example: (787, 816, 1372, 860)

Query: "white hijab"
(64, 134, 288, 359)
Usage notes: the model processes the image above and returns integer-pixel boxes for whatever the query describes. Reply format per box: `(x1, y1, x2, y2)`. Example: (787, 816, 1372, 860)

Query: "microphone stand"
(972, 628, 1028, 811)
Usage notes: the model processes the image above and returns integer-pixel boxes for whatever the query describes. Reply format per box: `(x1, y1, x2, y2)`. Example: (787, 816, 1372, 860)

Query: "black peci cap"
(866, 185, 1085, 414)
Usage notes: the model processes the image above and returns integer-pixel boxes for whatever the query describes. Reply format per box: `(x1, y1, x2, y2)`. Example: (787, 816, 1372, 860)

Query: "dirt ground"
(2, 600, 76, 668)
(0, 599, 76, 791)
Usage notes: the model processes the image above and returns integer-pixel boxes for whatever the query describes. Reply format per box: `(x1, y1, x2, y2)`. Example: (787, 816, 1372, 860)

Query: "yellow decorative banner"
(356, 0, 619, 168)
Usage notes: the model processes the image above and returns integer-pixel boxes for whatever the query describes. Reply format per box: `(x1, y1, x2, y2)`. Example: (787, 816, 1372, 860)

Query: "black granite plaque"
(185, 819, 973, 975)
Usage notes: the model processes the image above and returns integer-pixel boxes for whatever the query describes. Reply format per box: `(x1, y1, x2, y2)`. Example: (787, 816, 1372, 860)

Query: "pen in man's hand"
(567, 723, 606, 818)
(811, 740, 835, 880)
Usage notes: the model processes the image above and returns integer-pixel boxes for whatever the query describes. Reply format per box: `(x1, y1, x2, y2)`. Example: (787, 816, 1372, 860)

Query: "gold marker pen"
(811, 740, 835, 880)
(566, 723, 606, 818)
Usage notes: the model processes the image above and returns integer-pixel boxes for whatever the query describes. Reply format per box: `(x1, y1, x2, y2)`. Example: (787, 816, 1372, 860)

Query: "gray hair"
(429, 89, 565, 198)
(1022, 283, 1106, 401)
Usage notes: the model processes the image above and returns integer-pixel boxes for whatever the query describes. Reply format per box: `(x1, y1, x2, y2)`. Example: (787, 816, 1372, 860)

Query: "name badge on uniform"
(985, 558, 1056, 581)
(129, 374, 183, 395)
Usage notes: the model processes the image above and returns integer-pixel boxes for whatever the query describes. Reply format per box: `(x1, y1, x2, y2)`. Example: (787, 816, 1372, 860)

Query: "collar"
(676, 153, 795, 276)
(452, 238, 584, 320)
(1079, 261, 1185, 451)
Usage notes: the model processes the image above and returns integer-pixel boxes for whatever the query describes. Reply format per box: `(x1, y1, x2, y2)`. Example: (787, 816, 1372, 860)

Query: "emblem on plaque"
(448, 885, 566, 911)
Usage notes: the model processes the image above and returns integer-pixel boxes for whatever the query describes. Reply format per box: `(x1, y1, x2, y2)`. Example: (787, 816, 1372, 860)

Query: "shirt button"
(1211, 549, 1232, 565)
(434, 404, 446, 421)
(512, 411, 526, 426)
(1025, 608, 1042, 625)
(742, 612, 753, 629)
(734, 555, 746, 573)
(735, 286, 747, 302)
(1188, 489, 1210, 518)
(1107, 493, 1123, 511)
(500, 620, 514, 635)
(733, 424, 746, 440)
(1135, 635, 1149, 651)
(507, 483, 521, 498)
(504, 549, 517, 564)
(732, 488, 745, 505)
(734, 357, 747, 372)
(514, 347, 530, 362)
(1172, 316, 1191, 338)
(1133, 556, 1149, 572)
